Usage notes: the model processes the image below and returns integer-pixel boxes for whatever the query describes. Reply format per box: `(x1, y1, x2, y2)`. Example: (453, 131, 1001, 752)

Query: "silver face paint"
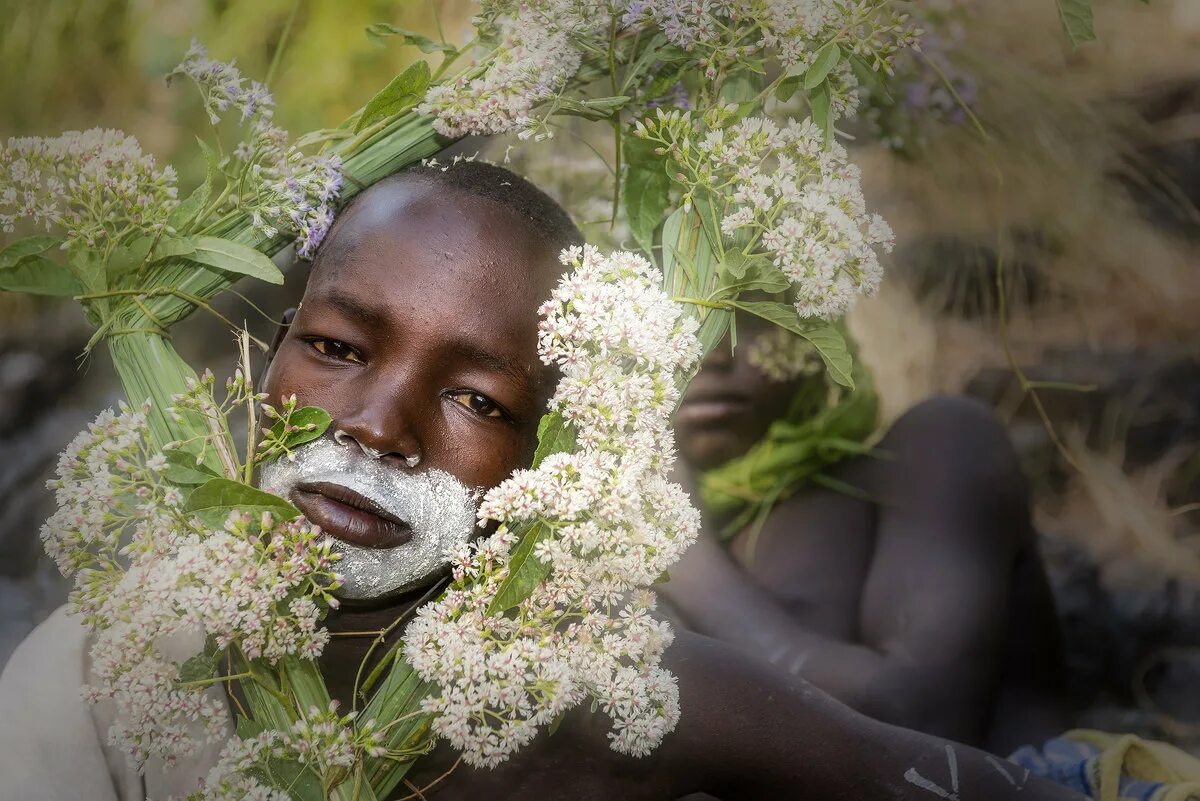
(258, 437, 478, 601)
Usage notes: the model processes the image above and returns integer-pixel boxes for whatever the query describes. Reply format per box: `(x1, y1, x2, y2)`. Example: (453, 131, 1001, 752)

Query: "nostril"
(334, 428, 420, 467)
(333, 428, 383, 459)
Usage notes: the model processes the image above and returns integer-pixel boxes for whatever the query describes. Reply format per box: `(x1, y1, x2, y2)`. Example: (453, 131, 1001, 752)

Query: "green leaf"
(776, 75, 803, 104)
(717, 250, 760, 281)
(729, 301, 855, 388)
(804, 42, 842, 90)
(265, 406, 333, 452)
(356, 60, 431, 133)
(149, 234, 197, 261)
(105, 238, 154, 282)
(486, 521, 552, 615)
(0, 236, 58, 269)
(643, 62, 690, 102)
(741, 57, 767, 75)
(531, 412, 576, 469)
(293, 128, 356, 149)
(168, 137, 218, 233)
(178, 639, 222, 683)
(0, 255, 84, 296)
(365, 23, 456, 53)
(717, 256, 790, 296)
(623, 138, 672, 258)
(184, 477, 301, 526)
(65, 245, 105, 296)
(186, 236, 284, 285)
(809, 83, 833, 145)
(1056, 0, 1096, 47)
(620, 33, 669, 93)
(719, 72, 761, 105)
(162, 449, 222, 486)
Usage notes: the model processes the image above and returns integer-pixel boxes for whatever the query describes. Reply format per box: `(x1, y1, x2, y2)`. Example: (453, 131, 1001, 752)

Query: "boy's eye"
(309, 338, 364, 364)
(448, 391, 504, 419)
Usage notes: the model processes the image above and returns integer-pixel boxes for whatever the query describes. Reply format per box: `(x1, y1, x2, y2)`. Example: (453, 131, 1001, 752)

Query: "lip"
(292, 482, 413, 549)
(675, 392, 751, 427)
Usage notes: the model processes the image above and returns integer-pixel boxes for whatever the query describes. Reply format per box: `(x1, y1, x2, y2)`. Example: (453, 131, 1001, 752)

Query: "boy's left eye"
(447, 391, 504, 419)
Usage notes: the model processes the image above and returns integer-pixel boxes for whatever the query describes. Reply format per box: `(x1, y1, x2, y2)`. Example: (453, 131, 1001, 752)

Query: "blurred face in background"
(674, 309, 809, 471)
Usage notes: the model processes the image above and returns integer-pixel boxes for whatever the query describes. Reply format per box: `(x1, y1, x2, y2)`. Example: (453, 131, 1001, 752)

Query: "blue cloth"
(1010, 736, 1194, 801)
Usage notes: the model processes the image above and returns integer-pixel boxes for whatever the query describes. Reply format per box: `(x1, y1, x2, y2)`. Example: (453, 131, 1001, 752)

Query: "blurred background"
(1, 0, 1198, 751)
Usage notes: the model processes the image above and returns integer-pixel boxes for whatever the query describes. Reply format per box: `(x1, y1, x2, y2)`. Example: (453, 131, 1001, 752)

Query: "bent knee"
(883, 395, 1029, 508)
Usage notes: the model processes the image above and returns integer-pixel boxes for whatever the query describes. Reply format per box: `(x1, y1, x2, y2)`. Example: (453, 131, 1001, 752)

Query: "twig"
(240, 328, 257, 484)
(394, 757, 462, 801)
(922, 53, 1087, 473)
(266, 0, 302, 86)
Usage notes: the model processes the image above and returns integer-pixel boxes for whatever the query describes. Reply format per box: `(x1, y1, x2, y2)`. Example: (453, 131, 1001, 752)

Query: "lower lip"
(292, 490, 413, 549)
(675, 399, 749, 427)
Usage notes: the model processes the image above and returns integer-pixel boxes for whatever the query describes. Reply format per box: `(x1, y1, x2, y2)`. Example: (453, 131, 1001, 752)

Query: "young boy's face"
(262, 178, 561, 554)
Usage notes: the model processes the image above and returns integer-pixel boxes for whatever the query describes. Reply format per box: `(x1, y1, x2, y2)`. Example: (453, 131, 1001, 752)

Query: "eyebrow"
(320, 291, 390, 330)
(445, 339, 534, 395)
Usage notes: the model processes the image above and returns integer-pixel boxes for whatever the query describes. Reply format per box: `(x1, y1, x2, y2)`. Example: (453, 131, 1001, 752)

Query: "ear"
(260, 307, 297, 387)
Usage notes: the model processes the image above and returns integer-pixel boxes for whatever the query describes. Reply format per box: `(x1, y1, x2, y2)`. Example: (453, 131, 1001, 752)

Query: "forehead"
(304, 180, 562, 347)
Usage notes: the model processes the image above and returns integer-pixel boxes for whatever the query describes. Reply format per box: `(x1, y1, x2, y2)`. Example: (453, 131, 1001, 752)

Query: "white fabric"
(0, 606, 228, 801)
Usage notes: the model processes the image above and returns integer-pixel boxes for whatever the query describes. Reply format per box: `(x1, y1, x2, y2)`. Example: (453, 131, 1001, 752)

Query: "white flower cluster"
(624, 0, 913, 101)
(639, 111, 894, 319)
(420, 0, 915, 138)
(419, 1, 602, 138)
(746, 328, 823, 383)
(0, 128, 178, 244)
(171, 41, 342, 259)
(186, 702, 387, 801)
(405, 246, 702, 768)
(188, 702, 388, 801)
(42, 403, 341, 770)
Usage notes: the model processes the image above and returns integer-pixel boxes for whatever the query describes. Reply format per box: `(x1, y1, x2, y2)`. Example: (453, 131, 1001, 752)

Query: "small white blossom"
(0, 129, 177, 244)
(746, 328, 823, 383)
(42, 403, 340, 771)
(638, 113, 894, 319)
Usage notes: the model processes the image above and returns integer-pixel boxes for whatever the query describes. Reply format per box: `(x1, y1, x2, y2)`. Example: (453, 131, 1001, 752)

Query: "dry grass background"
(848, 0, 1200, 572)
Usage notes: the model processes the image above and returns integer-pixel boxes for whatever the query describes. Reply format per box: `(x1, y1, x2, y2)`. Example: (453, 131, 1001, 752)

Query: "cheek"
(261, 345, 346, 415)
(430, 419, 529, 492)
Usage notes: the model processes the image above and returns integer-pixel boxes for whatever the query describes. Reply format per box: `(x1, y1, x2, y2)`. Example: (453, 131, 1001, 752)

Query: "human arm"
(662, 396, 1029, 743)
(405, 630, 1083, 801)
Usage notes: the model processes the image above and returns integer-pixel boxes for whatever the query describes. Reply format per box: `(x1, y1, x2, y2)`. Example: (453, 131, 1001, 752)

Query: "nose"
(333, 428, 420, 468)
(333, 378, 423, 469)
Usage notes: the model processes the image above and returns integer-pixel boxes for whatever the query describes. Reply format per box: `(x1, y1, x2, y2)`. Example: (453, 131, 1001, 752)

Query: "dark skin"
(259, 176, 1082, 800)
(666, 310, 1068, 756)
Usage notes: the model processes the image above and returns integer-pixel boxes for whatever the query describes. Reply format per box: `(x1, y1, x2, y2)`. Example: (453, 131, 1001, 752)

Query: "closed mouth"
(675, 391, 751, 426)
(292, 481, 413, 549)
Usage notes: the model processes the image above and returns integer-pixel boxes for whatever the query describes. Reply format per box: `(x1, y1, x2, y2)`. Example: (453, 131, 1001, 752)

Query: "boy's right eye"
(308, 338, 364, 364)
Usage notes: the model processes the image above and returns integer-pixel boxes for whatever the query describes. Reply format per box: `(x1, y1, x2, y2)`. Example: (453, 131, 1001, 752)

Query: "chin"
(679, 432, 744, 472)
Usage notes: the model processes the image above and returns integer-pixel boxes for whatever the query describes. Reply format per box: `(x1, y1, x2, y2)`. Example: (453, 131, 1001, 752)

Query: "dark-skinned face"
(262, 180, 563, 522)
(673, 310, 807, 471)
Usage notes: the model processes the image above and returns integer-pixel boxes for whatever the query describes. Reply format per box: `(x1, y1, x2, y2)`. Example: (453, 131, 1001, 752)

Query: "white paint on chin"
(257, 437, 480, 601)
